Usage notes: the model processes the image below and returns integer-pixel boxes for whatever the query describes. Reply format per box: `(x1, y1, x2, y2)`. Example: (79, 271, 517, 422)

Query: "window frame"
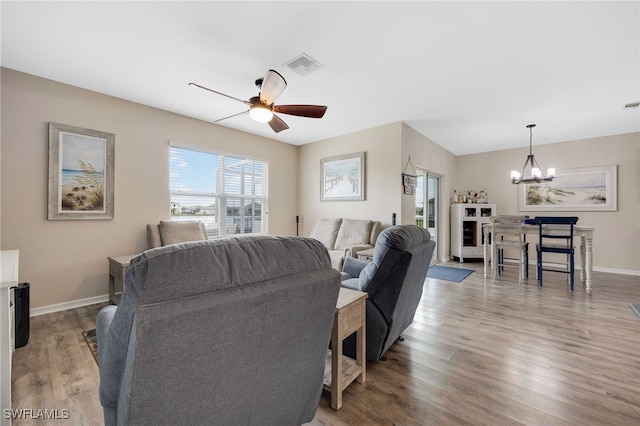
(169, 144, 269, 238)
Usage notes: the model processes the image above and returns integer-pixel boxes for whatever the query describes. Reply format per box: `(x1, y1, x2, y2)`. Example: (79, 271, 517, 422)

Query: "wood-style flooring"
(11, 261, 640, 425)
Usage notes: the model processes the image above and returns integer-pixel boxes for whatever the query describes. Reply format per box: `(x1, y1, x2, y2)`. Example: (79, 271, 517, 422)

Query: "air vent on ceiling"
(624, 101, 640, 109)
(284, 53, 323, 77)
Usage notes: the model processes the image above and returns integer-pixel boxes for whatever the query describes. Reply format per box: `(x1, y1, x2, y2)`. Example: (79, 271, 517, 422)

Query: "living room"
(1, 1, 639, 424)
(4, 66, 638, 313)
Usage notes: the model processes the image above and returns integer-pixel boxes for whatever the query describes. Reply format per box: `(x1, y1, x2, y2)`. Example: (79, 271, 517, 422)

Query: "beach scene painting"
(48, 123, 115, 220)
(519, 165, 617, 211)
(321, 152, 365, 201)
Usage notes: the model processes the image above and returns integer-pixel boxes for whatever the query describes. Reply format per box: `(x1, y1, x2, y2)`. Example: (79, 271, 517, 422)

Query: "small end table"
(108, 254, 137, 305)
(323, 287, 367, 410)
(356, 248, 374, 262)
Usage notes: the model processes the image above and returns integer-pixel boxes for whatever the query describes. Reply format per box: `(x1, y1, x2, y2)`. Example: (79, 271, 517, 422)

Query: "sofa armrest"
(96, 305, 116, 359)
(341, 277, 362, 291)
(346, 244, 374, 259)
(96, 305, 120, 415)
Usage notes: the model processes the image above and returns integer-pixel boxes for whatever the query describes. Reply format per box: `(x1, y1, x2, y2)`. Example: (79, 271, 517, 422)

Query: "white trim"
(30, 294, 109, 317)
(524, 260, 640, 277)
(593, 266, 640, 277)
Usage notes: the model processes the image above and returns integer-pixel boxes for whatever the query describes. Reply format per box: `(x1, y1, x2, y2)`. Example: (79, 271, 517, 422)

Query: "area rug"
(427, 265, 474, 283)
(82, 329, 98, 365)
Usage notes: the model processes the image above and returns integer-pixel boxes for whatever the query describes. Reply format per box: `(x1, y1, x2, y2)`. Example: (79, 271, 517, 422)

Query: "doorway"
(416, 170, 440, 265)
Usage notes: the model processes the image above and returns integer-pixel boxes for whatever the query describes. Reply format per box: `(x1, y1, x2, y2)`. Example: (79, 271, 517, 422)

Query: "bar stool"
(491, 216, 529, 283)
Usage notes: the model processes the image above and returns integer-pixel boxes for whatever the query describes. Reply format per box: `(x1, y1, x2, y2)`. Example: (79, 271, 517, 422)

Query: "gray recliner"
(340, 225, 436, 361)
(96, 235, 340, 426)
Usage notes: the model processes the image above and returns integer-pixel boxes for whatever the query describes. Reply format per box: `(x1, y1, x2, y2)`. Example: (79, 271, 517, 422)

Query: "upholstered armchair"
(96, 235, 340, 426)
(340, 225, 435, 361)
(146, 220, 208, 249)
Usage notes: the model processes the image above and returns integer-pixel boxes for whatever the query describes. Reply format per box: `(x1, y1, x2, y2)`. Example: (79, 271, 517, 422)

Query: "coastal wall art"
(519, 165, 617, 211)
(320, 151, 365, 201)
(48, 122, 115, 220)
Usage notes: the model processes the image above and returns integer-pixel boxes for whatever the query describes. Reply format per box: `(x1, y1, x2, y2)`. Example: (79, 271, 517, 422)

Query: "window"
(169, 145, 268, 238)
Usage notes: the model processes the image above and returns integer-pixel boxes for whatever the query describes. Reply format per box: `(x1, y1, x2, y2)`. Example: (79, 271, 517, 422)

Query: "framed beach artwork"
(518, 165, 617, 212)
(320, 152, 365, 201)
(48, 122, 115, 220)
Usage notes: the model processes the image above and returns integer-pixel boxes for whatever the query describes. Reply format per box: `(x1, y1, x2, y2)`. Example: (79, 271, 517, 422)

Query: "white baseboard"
(592, 266, 640, 276)
(522, 260, 639, 277)
(30, 294, 110, 317)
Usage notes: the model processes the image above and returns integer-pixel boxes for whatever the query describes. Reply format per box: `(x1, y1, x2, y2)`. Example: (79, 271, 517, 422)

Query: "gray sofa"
(340, 225, 435, 361)
(310, 217, 382, 270)
(96, 235, 340, 426)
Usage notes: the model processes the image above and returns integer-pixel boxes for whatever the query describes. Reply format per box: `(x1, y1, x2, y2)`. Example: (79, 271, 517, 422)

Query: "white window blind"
(169, 145, 268, 237)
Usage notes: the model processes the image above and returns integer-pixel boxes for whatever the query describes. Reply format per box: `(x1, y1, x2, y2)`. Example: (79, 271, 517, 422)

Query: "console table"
(482, 223, 595, 293)
(1, 250, 19, 426)
(356, 248, 374, 262)
(323, 287, 367, 410)
(108, 254, 137, 304)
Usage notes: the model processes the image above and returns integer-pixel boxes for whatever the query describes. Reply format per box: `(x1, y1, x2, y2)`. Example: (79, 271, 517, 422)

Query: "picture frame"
(403, 185, 416, 195)
(320, 151, 365, 201)
(518, 165, 617, 211)
(402, 173, 417, 187)
(48, 122, 115, 220)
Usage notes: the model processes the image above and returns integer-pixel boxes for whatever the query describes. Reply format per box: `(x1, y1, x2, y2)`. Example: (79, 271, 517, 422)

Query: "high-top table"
(482, 223, 595, 293)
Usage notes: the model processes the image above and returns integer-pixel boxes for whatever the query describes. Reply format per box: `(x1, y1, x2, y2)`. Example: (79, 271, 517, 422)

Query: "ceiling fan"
(189, 69, 327, 133)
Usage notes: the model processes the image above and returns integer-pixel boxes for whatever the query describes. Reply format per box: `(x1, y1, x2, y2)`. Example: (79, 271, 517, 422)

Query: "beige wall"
(401, 123, 458, 262)
(297, 122, 459, 264)
(0, 68, 298, 309)
(304, 120, 639, 273)
(298, 122, 404, 235)
(455, 132, 640, 273)
(2, 68, 638, 311)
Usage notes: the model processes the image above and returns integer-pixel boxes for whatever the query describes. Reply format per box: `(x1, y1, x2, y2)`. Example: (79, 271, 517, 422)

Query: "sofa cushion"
(310, 218, 342, 249)
(158, 221, 207, 246)
(334, 219, 373, 250)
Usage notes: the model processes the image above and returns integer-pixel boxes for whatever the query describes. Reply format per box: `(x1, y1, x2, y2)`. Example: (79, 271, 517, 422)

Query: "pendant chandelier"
(510, 124, 555, 184)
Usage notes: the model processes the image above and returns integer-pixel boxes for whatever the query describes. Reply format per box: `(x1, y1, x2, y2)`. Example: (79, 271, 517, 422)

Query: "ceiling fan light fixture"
(191, 70, 327, 132)
(249, 105, 273, 123)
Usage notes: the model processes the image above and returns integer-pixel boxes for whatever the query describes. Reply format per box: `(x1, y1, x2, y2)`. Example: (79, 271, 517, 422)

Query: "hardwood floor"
(11, 261, 640, 425)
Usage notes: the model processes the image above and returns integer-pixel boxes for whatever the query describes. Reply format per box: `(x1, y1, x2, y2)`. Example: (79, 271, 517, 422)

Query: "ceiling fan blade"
(189, 82, 250, 105)
(214, 110, 249, 123)
(273, 104, 327, 119)
(268, 114, 289, 133)
(259, 70, 287, 106)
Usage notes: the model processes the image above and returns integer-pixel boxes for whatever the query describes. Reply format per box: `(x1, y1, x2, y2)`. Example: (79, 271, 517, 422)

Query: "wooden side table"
(356, 248, 374, 262)
(323, 287, 367, 410)
(108, 254, 137, 305)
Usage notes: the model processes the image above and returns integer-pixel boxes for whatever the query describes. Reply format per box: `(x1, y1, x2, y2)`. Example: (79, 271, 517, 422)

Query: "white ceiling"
(2, 1, 639, 155)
